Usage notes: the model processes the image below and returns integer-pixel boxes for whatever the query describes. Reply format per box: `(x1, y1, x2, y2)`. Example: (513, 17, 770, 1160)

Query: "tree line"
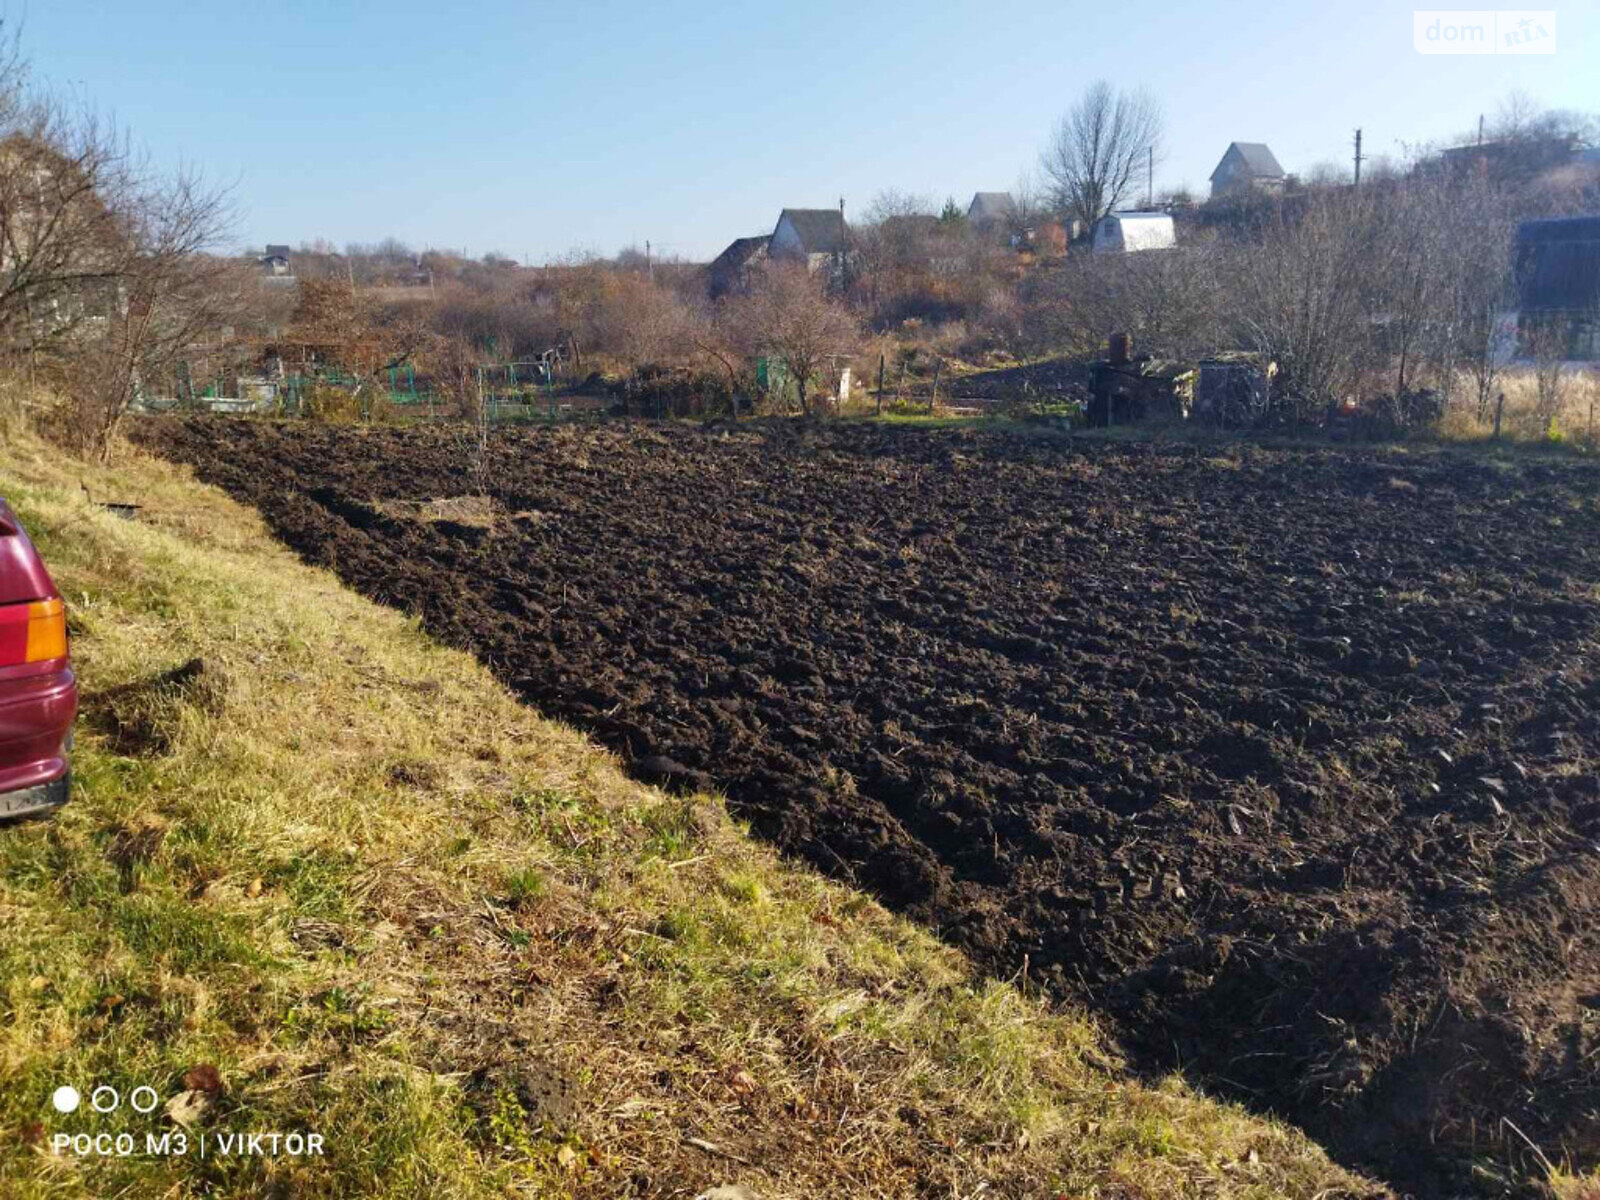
(3, 30, 1596, 446)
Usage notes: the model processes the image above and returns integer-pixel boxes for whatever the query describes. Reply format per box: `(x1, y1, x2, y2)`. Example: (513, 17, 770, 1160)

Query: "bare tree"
(1372, 180, 1454, 401)
(1038, 241, 1224, 362)
(1528, 319, 1569, 433)
(62, 212, 239, 459)
(0, 25, 234, 455)
(1040, 81, 1162, 234)
(1231, 187, 1383, 421)
(602, 272, 696, 370)
(1491, 90, 1543, 141)
(286, 278, 435, 420)
(863, 189, 935, 226)
(689, 299, 757, 418)
(1445, 176, 1517, 421)
(738, 264, 859, 416)
(1006, 171, 1052, 244)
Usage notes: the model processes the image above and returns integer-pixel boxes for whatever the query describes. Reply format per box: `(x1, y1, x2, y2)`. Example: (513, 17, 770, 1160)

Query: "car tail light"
(0, 597, 67, 666)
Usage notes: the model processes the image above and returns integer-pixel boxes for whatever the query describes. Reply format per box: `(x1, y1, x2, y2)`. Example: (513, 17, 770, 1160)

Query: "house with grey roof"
(707, 235, 769, 299)
(966, 192, 1015, 229)
(769, 207, 850, 278)
(1209, 143, 1286, 200)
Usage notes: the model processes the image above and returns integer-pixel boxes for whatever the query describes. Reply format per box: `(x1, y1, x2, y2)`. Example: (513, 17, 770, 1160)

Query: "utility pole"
(1353, 128, 1364, 186)
(1147, 146, 1154, 208)
(645, 240, 652, 281)
(838, 197, 847, 286)
(1478, 114, 1485, 145)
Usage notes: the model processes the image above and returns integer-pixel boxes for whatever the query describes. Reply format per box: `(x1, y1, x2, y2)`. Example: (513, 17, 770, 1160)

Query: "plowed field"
(140, 417, 1600, 1196)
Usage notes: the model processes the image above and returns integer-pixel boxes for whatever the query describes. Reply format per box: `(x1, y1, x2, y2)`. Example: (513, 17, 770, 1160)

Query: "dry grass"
(0, 426, 1381, 1199)
(1439, 365, 1600, 446)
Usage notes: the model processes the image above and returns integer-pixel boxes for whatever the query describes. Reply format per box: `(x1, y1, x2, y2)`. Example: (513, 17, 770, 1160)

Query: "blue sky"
(15, 1, 1597, 262)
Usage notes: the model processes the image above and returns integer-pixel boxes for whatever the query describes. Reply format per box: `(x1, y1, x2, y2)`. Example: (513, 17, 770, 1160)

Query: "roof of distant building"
(1212, 142, 1285, 181)
(1517, 216, 1600, 312)
(967, 192, 1016, 222)
(710, 235, 769, 270)
(775, 208, 848, 254)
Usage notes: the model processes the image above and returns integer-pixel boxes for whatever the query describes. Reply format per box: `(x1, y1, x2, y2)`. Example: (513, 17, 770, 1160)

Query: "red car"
(0, 499, 75, 820)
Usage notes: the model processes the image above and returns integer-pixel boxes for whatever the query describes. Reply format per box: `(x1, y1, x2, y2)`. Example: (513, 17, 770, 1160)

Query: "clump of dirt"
(464, 1057, 581, 1133)
(376, 494, 500, 528)
(138, 416, 1600, 1197)
(385, 758, 443, 790)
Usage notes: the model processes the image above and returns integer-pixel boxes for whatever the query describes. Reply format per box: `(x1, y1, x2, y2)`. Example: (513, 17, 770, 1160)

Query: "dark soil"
(138, 417, 1600, 1197)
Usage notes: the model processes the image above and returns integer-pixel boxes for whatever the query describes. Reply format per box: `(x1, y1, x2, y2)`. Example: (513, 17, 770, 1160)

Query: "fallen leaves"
(183, 1063, 223, 1094)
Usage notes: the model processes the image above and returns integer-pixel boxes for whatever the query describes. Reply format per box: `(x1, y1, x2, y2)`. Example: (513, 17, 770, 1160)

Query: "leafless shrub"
(1444, 179, 1517, 422)
(599, 273, 697, 371)
(1040, 81, 1162, 233)
(1030, 243, 1224, 363)
(0, 25, 234, 457)
(55, 174, 236, 458)
(1230, 187, 1386, 421)
(285, 278, 436, 422)
(1528, 321, 1569, 433)
(733, 264, 859, 416)
(689, 299, 759, 417)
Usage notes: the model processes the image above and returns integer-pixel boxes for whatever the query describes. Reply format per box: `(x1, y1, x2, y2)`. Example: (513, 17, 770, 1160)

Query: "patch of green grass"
(502, 865, 547, 910)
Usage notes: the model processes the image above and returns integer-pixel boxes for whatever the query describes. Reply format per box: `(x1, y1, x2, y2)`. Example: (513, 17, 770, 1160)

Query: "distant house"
(1516, 215, 1600, 360)
(1435, 136, 1584, 183)
(769, 207, 850, 277)
(707, 235, 769, 299)
(966, 192, 1015, 229)
(260, 244, 293, 277)
(1209, 142, 1286, 200)
(1090, 211, 1176, 254)
(0, 133, 126, 341)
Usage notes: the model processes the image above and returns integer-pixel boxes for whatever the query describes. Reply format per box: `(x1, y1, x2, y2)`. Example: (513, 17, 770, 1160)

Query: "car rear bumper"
(0, 663, 76, 811)
(0, 771, 69, 820)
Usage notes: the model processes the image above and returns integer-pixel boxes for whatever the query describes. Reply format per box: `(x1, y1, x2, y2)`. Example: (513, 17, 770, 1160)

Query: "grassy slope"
(0, 432, 1382, 1200)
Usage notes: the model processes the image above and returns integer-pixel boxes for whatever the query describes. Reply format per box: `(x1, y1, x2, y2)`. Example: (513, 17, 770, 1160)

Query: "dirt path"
(139, 417, 1600, 1197)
